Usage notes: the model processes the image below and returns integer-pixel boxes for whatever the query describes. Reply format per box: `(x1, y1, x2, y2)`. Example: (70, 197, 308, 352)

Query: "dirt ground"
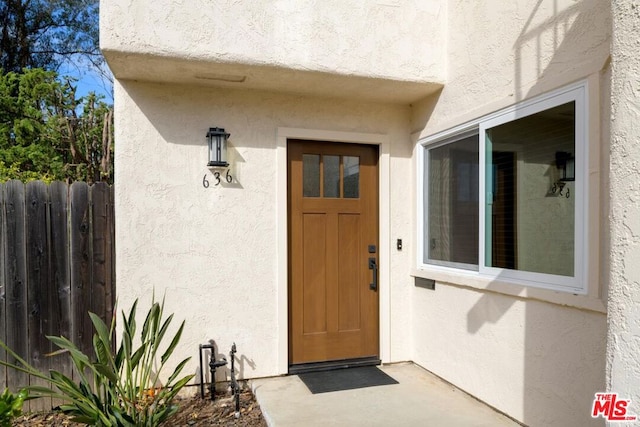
(12, 387, 267, 427)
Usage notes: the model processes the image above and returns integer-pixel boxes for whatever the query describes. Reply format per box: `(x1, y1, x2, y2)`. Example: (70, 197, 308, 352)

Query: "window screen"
(425, 133, 479, 269)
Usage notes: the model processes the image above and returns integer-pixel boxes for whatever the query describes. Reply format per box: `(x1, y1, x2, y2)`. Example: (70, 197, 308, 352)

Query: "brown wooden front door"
(288, 140, 379, 366)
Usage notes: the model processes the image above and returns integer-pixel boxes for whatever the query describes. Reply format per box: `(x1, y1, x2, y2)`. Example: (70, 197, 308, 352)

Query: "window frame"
(418, 81, 588, 294)
(422, 129, 480, 271)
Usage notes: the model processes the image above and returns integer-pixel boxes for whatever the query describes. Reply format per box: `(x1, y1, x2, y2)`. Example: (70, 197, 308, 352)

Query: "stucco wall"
(106, 0, 617, 425)
(608, 0, 640, 418)
(100, 0, 445, 103)
(113, 80, 415, 380)
(410, 1, 610, 426)
(412, 0, 609, 135)
(412, 287, 606, 427)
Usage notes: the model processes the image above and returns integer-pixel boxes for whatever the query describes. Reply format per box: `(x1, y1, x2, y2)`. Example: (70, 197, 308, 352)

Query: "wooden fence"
(0, 180, 115, 411)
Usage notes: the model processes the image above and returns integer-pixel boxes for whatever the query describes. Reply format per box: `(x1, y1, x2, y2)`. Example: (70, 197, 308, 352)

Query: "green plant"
(0, 296, 194, 426)
(0, 388, 27, 426)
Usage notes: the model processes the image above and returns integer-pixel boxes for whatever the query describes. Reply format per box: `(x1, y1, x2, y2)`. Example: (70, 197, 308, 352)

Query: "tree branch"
(100, 108, 113, 178)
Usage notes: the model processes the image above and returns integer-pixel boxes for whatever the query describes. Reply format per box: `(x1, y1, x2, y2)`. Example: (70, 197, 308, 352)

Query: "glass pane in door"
(323, 155, 340, 198)
(343, 156, 359, 198)
(303, 154, 320, 197)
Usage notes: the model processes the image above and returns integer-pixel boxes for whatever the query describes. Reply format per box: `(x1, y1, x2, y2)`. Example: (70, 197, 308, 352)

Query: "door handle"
(369, 257, 378, 291)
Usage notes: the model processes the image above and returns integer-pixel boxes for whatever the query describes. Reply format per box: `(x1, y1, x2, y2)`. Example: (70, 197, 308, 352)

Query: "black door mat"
(298, 366, 399, 394)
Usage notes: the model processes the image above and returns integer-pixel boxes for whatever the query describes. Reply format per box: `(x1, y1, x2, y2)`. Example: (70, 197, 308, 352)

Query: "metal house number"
(202, 170, 232, 188)
(550, 183, 571, 198)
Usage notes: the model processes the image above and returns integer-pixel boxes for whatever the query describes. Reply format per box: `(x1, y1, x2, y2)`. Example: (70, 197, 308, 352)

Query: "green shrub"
(0, 388, 27, 426)
(0, 296, 194, 426)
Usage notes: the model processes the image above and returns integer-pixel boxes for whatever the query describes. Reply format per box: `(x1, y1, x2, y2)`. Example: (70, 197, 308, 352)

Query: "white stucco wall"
(410, 1, 610, 426)
(104, 0, 619, 425)
(100, 0, 445, 103)
(412, 287, 606, 427)
(113, 80, 415, 380)
(608, 0, 640, 420)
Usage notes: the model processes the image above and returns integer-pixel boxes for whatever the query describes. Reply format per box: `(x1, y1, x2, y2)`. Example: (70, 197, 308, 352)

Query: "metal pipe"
(198, 344, 212, 399)
(198, 343, 227, 400)
(230, 343, 240, 417)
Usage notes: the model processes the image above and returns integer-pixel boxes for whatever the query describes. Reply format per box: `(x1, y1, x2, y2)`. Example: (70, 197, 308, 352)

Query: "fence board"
(4, 181, 29, 393)
(26, 181, 51, 411)
(48, 182, 72, 408)
(0, 180, 114, 411)
(109, 185, 115, 327)
(70, 183, 92, 359)
(91, 183, 108, 324)
(0, 183, 6, 390)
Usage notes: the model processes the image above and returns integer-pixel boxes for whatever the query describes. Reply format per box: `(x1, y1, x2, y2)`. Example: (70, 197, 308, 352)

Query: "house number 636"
(202, 170, 232, 188)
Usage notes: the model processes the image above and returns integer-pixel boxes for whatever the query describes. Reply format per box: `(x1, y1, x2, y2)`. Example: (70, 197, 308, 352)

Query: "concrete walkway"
(251, 363, 521, 427)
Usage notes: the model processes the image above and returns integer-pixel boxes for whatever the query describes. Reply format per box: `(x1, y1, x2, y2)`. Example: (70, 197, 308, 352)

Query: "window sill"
(411, 267, 606, 314)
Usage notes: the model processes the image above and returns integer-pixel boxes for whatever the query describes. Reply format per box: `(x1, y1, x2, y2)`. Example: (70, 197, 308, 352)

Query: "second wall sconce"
(551, 151, 575, 198)
(555, 151, 575, 182)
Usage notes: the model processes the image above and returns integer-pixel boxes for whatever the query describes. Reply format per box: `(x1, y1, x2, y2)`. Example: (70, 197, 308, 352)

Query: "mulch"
(12, 387, 267, 427)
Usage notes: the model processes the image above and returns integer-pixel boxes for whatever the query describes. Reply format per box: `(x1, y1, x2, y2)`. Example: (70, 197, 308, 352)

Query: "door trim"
(276, 127, 391, 375)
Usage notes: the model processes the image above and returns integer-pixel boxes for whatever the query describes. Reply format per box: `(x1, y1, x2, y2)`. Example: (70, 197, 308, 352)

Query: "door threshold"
(289, 357, 381, 374)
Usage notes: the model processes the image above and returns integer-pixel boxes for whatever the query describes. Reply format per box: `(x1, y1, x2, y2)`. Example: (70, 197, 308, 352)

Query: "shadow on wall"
(466, 286, 518, 335)
(412, 1, 607, 425)
(117, 80, 277, 151)
(410, 87, 443, 137)
(513, 0, 609, 103)
(118, 79, 413, 152)
(466, 279, 606, 427)
(510, 1, 609, 426)
(195, 339, 256, 393)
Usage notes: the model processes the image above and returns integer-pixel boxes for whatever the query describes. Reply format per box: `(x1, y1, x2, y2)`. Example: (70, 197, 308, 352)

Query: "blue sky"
(58, 59, 114, 104)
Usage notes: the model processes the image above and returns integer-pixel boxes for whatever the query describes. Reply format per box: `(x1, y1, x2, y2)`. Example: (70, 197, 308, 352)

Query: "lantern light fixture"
(555, 151, 575, 182)
(207, 127, 229, 167)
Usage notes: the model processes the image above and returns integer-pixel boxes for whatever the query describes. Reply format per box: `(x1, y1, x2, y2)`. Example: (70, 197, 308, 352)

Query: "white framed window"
(423, 130, 480, 271)
(419, 81, 588, 294)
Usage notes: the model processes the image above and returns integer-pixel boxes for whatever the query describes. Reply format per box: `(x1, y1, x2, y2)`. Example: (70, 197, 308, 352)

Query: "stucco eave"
(102, 50, 444, 105)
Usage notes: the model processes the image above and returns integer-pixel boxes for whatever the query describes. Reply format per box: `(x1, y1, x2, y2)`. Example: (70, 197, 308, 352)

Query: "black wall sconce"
(551, 151, 575, 198)
(555, 151, 575, 182)
(207, 127, 229, 167)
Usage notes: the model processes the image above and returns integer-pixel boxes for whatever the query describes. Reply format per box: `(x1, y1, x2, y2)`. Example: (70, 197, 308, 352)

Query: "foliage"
(0, 0, 113, 183)
(0, 297, 194, 426)
(0, 0, 101, 74)
(0, 388, 27, 426)
(0, 67, 113, 183)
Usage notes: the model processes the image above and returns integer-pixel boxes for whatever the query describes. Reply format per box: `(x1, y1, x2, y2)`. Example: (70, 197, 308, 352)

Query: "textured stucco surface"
(410, 1, 610, 426)
(608, 0, 640, 416)
(113, 80, 414, 380)
(100, 0, 445, 103)
(412, 287, 606, 427)
(412, 0, 610, 135)
(104, 0, 617, 426)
